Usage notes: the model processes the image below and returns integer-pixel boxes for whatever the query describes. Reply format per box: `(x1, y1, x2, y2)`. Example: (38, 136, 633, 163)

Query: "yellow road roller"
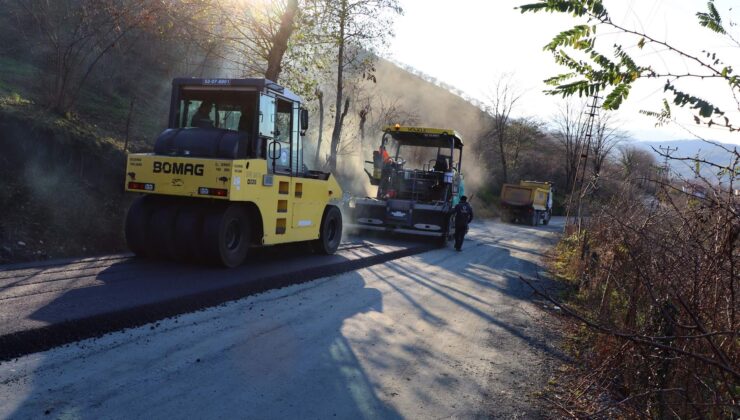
(124, 78, 343, 267)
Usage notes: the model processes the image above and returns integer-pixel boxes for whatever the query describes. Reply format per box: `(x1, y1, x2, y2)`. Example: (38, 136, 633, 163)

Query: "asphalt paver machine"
(345, 125, 465, 245)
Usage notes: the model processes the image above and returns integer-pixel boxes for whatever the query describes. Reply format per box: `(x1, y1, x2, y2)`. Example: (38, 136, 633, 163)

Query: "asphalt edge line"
(0, 245, 434, 362)
(0, 254, 134, 273)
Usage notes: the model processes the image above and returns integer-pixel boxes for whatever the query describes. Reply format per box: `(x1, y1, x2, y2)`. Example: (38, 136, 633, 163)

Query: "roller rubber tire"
(125, 196, 155, 257)
(149, 200, 180, 260)
(201, 204, 250, 267)
(173, 202, 206, 263)
(314, 206, 342, 255)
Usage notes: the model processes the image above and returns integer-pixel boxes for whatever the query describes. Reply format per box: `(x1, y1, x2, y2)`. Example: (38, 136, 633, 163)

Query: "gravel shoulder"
(0, 218, 566, 419)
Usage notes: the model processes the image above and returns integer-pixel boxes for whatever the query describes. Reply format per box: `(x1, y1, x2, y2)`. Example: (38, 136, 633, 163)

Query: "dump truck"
(345, 125, 465, 244)
(499, 181, 552, 226)
(124, 78, 343, 267)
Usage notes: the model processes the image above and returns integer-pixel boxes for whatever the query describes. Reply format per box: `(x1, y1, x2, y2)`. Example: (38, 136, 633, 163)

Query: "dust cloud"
(307, 58, 493, 200)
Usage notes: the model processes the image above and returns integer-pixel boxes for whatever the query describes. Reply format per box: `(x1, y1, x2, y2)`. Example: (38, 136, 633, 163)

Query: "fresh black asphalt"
(0, 237, 433, 360)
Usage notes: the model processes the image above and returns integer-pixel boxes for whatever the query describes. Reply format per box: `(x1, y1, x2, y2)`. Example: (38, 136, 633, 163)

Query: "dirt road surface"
(0, 218, 565, 419)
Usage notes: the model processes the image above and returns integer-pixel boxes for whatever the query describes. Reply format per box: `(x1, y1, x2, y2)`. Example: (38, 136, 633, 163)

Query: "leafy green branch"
(518, 0, 740, 132)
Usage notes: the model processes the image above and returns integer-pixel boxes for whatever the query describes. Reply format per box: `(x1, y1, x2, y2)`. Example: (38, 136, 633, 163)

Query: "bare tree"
(8, 0, 227, 115)
(483, 76, 522, 184)
(357, 99, 371, 152)
(313, 0, 401, 172)
(327, 0, 350, 172)
(504, 117, 544, 180)
(591, 114, 625, 180)
(367, 97, 418, 133)
(519, 150, 738, 417)
(618, 145, 656, 183)
(551, 100, 589, 191)
(264, 0, 299, 82)
(313, 88, 326, 164)
(14, 0, 174, 113)
(217, 0, 299, 83)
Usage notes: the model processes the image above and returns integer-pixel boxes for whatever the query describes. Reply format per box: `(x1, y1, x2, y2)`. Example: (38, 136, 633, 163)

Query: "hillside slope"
(0, 99, 131, 263)
(373, 58, 491, 141)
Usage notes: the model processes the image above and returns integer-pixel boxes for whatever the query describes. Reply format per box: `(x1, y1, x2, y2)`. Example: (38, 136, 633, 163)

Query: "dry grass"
(534, 173, 739, 418)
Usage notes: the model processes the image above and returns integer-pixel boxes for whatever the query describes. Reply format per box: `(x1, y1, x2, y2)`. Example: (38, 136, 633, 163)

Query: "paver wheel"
(201, 204, 251, 267)
(313, 206, 342, 255)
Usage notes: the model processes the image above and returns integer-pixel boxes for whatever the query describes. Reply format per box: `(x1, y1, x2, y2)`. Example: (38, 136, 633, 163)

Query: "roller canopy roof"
(172, 77, 302, 102)
(382, 125, 463, 149)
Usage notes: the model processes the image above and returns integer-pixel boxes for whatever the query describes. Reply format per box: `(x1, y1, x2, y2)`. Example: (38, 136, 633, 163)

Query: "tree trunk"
(314, 89, 325, 166)
(593, 154, 604, 180)
(498, 131, 508, 184)
(358, 104, 369, 153)
(124, 96, 136, 152)
(328, 0, 347, 173)
(331, 97, 351, 166)
(264, 0, 299, 83)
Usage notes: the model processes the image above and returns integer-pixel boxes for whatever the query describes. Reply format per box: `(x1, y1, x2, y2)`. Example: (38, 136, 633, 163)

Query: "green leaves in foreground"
(519, 0, 736, 124)
(542, 41, 643, 109)
(518, 1, 643, 109)
(665, 82, 723, 119)
(697, 0, 726, 34)
(544, 24, 594, 51)
(518, 0, 608, 20)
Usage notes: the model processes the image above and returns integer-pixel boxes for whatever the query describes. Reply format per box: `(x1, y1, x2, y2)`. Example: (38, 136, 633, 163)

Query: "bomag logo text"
(153, 161, 205, 176)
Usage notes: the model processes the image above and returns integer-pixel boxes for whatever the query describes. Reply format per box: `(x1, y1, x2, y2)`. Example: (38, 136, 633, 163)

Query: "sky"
(387, 0, 740, 145)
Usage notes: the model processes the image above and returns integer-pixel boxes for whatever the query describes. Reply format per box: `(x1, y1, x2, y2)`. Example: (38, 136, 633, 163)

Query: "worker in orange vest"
(380, 145, 391, 163)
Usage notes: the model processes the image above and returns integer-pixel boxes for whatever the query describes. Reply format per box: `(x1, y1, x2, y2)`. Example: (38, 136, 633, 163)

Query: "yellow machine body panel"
(126, 154, 234, 198)
(125, 153, 342, 245)
(500, 181, 551, 211)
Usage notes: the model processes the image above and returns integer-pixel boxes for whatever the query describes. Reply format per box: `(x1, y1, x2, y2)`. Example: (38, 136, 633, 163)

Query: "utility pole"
(648, 145, 678, 212)
(565, 94, 601, 233)
(658, 145, 678, 182)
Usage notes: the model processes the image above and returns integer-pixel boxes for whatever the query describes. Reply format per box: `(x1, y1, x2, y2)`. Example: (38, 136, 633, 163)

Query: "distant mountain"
(634, 139, 738, 180)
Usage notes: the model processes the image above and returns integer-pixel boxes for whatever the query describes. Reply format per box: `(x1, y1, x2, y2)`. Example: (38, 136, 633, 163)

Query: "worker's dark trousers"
(454, 226, 468, 250)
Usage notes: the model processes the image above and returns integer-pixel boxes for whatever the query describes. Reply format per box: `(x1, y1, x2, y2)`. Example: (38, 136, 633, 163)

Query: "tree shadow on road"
(380, 244, 568, 364)
(346, 230, 570, 418)
(1, 272, 402, 419)
(3, 237, 400, 361)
